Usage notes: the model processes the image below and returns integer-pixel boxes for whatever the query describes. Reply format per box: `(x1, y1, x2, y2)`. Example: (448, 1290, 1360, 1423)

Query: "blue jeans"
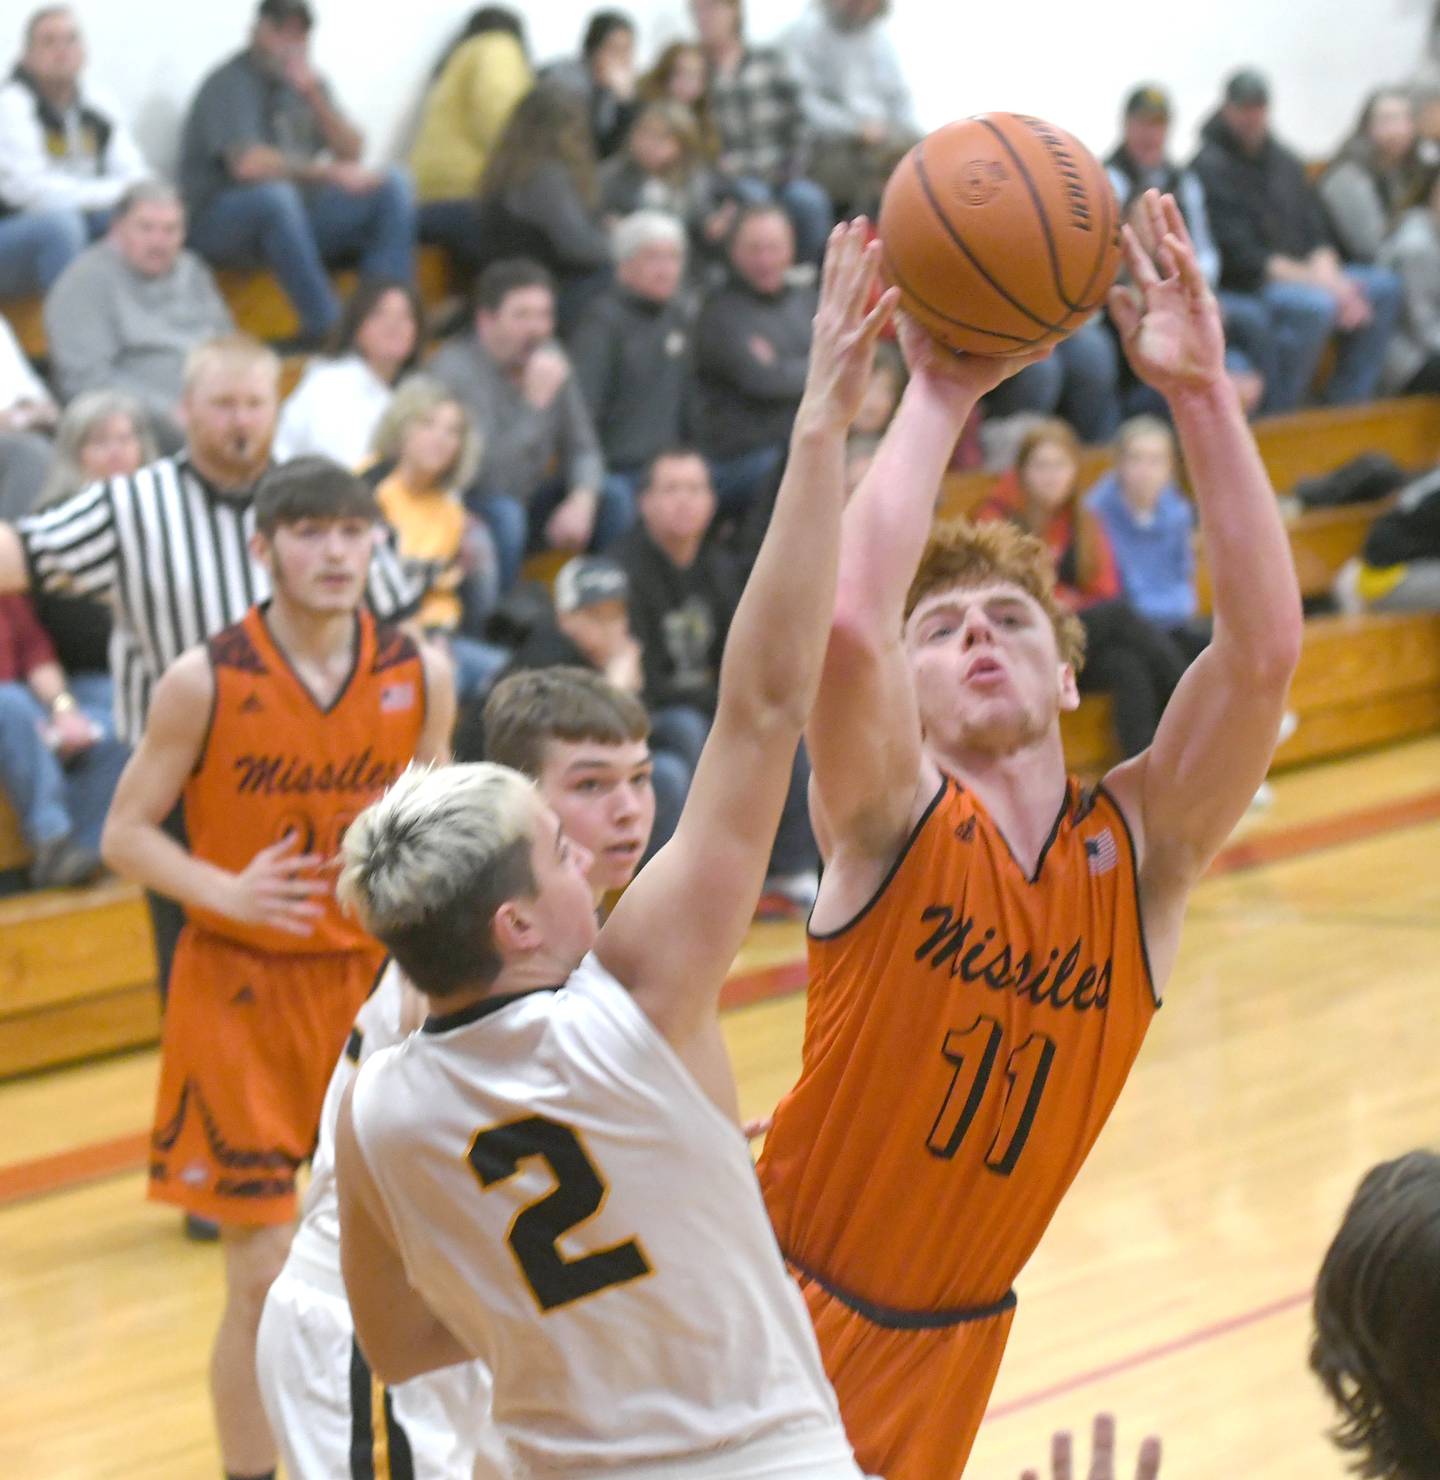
(0, 209, 102, 295)
(471, 476, 636, 592)
(982, 318, 1121, 443)
(188, 167, 417, 341)
(447, 633, 509, 701)
(1259, 266, 1403, 413)
(0, 671, 129, 854)
(417, 197, 485, 276)
(730, 175, 834, 263)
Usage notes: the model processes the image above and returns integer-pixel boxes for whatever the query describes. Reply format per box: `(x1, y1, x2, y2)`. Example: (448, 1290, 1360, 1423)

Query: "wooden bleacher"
(2, 365, 1439, 1078)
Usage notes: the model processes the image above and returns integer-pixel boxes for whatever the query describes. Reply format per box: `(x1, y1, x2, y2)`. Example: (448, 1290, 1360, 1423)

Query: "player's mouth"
(604, 839, 645, 861)
(965, 655, 1006, 684)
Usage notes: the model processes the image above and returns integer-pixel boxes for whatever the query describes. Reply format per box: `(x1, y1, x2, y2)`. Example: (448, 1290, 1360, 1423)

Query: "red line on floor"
(982, 1288, 1314, 1424)
(1207, 788, 1440, 876)
(3, 787, 1437, 1210)
(0, 1132, 148, 1206)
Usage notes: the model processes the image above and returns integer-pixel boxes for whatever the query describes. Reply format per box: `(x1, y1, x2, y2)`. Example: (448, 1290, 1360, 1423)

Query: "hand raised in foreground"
(1108, 189, 1226, 397)
(895, 307, 1054, 417)
(1020, 1413, 1161, 1480)
(799, 219, 900, 430)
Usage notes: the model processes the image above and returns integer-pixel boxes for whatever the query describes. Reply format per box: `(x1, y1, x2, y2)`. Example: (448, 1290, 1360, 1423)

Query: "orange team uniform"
(148, 606, 426, 1226)
(756, 775, 1158, 1480)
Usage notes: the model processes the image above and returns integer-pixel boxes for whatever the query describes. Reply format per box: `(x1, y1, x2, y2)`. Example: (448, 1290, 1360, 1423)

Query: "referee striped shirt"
(18, 455, 421, 745)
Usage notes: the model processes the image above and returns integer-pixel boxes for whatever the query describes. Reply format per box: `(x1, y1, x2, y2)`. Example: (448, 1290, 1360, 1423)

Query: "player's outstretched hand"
(1020, 1414, 1161, 1480)
(225, 830, 329, 935)
(1108, 188, 1225, 398)
(800, 218, 900, 430)
(895, 310, 1054, 414)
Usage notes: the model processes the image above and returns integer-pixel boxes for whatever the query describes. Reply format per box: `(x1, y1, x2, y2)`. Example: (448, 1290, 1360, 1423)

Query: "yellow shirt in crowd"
(376, 472, 467, 632)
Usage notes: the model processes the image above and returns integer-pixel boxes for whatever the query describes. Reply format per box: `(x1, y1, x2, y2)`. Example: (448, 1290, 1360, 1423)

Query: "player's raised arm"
(807, 312, 1051, 862)
(598, 221, 897, 1048)
(1104, 190, 1303, 889)
(101, 650, 329, 932)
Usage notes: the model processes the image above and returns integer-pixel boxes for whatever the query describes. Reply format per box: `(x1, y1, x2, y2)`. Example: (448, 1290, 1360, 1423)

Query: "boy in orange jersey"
(754, 191, 1304, 1479)
(102, 455, 455, 1480)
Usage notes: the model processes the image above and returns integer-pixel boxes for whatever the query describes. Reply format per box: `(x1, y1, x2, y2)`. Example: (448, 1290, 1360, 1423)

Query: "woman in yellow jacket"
(413, 7, 533, 274)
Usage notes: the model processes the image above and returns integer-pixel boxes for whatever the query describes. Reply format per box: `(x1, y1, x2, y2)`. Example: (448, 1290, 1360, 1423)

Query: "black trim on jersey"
(258, 603, 365, 717)
(192, 651, 220, 778)
(786, 1250, 1017, 1330)
(1095, 781, 1161, 1010)
(348, 1340, 417, 1480)
(808, 778, 950, 943)
(960, 777, 1071, 886)
(422, 986, 561, 1035)
(344, 1026, 365, 1064)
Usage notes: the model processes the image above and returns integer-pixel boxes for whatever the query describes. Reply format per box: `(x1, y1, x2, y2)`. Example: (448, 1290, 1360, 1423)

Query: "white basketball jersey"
(349, 953, 849, 1475)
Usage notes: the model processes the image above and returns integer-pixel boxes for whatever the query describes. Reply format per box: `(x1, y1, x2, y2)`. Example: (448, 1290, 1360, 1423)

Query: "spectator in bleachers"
(545, 10, 642, 162)
(691, 0, 833, 262)
(611, 446, 818, 906)
(1085, 415, 1209, 663)
(598, 102, 727, 261)
(0, 6, 149, 298)
(979, 418, 1187, 758)
(0, 590, 128, 887)
(410, 6, 532, 272)
(1379, 171, 1440, 395)
(780, 0, 919, 217)
(1106, 96, 1269, 420)
(178, 0, 416, 346)
(429, 258, 625, 591)
(694, 203, 816, 520)
(1346, 466, 1440, 611)
(570, 211, 693, 505)
(36, 388, 154, 507)
(0, 309, 58, 519)
(495, 554, 692, 856)
(472, 85, 613, 333)
(1319, 89, 1429, 264)
(639, 41, 722, 162)
(369, 375, 506, 699)
(272, 278, 423, 465)
(1193, 68, 1403, 414)
(43, 181, 232, 452)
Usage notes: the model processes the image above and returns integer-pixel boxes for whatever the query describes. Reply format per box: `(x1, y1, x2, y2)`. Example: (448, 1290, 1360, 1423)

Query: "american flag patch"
(1085, 828, 1118, 876)
(381, 681, 415, 713)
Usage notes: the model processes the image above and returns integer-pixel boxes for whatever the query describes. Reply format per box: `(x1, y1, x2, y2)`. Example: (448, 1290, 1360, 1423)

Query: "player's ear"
(248, 527, 271, 566)
(492, 898, 537, 956)
(1057, 662, 1080, 712)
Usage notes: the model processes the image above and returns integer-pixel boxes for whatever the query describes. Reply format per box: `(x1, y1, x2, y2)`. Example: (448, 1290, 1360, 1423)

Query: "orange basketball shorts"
(793, 1263, 1017, 1480)
(148, 926, 383, 1226)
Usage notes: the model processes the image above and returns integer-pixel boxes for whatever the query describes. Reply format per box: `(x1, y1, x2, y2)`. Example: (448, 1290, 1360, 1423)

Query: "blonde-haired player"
(256, 669, 658, 1478)
(330, 224, 1010, 1479)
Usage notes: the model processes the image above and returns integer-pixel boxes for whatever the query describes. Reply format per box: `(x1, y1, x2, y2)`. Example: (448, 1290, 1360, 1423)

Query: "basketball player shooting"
(754, 189, 1304, 1480)
(328, 222, 937, 1478)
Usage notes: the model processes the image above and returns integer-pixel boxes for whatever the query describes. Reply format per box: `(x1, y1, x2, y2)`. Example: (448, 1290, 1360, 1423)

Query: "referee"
(0, 333, 422, 1230)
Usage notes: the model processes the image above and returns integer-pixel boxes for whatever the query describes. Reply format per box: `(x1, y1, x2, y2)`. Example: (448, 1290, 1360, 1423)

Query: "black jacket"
(1191, 111, 1332, 293)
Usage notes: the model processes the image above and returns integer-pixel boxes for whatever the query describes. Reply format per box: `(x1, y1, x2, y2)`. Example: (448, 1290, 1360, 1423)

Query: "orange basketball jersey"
(183, 605, 426, 955)
(757, 776, 1157, 1312)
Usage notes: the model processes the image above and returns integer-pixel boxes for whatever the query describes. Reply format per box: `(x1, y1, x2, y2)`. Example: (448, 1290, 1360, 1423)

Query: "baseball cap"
(554, 557, 628, 615)
(1124, 85, 1171, 122)
(1225, 69, 1270, 107)
(257, 0, 314, 28)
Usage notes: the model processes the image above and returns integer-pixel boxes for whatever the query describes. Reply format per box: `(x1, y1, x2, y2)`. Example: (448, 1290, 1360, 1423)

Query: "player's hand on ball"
(1108, 189, 1225, 396)
(1020, 1413, 1161, 1480)
(800, 219, 900, 430)
(896, 311, 1053, 409)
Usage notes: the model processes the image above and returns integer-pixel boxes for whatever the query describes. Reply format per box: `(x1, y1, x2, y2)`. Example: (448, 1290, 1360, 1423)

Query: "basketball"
(877, 112, 1122, 357)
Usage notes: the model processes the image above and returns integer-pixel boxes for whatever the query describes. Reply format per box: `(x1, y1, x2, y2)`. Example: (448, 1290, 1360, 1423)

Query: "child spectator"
(369, 377, 505, 699)
(598, 101, 725, 259)
(1085, 416, 1208, 662)
(979, 418, 1187, 758)
(273, 279, 423, 466)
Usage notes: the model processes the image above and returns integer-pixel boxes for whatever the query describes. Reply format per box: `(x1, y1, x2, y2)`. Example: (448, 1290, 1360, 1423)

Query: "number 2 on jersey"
(926, 1016, 1057, 1175)
(467, 1115, 652, 1313)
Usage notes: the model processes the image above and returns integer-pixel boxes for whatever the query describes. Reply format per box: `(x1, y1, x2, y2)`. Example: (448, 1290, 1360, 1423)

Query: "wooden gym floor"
(2, 737, 1438, 1478)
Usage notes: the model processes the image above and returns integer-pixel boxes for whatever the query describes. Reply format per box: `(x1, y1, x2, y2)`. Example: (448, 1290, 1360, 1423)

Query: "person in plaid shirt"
(691, 0, 832, 261)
